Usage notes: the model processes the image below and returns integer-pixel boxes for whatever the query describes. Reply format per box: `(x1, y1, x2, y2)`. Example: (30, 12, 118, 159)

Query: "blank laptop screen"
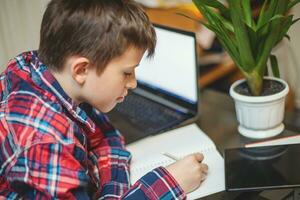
(136, 25, 198, 104)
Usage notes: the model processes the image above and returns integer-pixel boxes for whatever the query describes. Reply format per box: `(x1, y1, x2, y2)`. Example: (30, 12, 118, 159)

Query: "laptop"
(107, 24, 199, 144)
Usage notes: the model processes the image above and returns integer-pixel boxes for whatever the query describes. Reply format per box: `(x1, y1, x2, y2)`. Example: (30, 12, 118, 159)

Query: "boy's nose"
(126, 76, 137, 89)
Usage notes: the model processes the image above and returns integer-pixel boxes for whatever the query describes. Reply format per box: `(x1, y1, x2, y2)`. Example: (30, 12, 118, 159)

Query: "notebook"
(127, 123, 225, 199)
(108, 24, 199, 144)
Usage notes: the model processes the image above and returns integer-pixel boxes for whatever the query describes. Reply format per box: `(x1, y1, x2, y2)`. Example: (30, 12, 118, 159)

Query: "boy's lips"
(116, 91, 128, 102)
(116, 96, 125, 103)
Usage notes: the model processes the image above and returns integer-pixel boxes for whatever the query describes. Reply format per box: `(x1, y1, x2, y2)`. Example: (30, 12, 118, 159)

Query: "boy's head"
(38, 0, 156, 112)
(38, 0, 156, 72)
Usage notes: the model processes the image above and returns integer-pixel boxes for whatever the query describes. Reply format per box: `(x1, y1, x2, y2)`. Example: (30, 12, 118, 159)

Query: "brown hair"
(38, 0, 156, 72)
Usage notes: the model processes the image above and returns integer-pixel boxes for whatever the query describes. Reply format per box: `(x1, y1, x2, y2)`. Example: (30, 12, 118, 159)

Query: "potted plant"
(187, 0, 300, 139)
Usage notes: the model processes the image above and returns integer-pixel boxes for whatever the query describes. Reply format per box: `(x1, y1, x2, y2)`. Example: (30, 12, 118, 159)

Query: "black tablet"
(225, 143, 300, 191)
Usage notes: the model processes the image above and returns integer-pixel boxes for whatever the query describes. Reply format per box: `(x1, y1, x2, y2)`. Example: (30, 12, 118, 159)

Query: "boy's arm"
(89, 111, 186, 199)
(122, 166, 186, 199)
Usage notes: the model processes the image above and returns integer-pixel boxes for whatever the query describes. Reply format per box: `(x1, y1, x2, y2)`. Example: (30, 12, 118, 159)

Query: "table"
(196, 89, 299, 200)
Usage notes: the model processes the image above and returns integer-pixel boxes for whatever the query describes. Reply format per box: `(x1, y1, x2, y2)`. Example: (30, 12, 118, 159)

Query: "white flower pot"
(229, 77, 289, 139)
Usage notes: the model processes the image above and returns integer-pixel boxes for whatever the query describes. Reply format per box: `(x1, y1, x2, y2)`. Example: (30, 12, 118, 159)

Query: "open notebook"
(127, 123, 225, 199)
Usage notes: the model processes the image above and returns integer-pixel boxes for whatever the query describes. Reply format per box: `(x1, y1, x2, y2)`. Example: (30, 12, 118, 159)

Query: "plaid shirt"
(0, 51, 186, 199)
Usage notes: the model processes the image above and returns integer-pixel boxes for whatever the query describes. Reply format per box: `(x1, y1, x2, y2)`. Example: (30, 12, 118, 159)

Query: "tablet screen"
(225, 143, 300, 191)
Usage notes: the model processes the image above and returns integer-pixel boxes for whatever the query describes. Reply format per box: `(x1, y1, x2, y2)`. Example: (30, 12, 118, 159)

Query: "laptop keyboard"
(114, 93, 188, 134)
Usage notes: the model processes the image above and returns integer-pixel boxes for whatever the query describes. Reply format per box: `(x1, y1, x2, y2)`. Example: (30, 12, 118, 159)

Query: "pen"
(163, 153, 179, 161)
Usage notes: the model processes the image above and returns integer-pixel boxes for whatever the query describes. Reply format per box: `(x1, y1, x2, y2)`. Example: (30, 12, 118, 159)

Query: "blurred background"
(0, 0, 299, 110)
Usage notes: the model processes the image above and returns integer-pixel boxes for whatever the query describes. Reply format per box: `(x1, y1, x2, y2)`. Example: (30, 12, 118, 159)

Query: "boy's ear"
(70, 57, 91, 85)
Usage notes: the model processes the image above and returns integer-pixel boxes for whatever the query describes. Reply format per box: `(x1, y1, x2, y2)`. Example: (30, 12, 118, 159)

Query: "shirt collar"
(20, 51, 96, 132)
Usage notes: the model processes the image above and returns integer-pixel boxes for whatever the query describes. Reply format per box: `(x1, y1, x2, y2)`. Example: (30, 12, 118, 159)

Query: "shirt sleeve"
(88, 111, 187, 199)
(5, 143, 186, 200)
(123, 167, 186, 200)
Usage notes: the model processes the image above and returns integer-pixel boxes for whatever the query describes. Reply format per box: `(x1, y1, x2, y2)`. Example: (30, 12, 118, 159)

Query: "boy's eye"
(124, 72, 132, 76)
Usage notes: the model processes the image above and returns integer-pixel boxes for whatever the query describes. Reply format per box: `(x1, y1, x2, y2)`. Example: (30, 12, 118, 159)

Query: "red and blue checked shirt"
(0, 51, 186, 199)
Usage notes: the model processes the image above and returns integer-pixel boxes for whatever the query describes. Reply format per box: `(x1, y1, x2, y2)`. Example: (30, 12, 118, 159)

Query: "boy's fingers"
(201, 173, 207, 181)
(201, 163, 209, 174)
(193, 152, 204, 162)
(200, 164, 208, 181)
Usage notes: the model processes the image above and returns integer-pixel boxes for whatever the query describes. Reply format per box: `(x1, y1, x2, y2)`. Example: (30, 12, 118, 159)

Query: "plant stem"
(245, 71, 263, 96)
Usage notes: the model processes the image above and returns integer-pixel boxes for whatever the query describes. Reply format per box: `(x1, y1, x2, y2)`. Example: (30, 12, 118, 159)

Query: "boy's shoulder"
(0, 89, 73, 146)
(0, 56, 63, 117)
(0, 58, 74, 149)
(0, 51, 62, 112)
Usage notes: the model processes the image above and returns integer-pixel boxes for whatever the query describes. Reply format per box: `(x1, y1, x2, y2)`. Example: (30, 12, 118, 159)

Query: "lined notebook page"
(127, 123, 225, 200)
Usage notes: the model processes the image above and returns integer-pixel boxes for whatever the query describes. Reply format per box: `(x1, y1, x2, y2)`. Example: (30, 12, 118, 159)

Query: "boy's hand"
(165, 153, 208, 193)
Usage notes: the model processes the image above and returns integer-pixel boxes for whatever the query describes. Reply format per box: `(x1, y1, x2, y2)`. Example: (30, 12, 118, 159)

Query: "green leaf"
(257, 0, 278, 29)
(256, 16, 285, 76)
(213, 12, 234, 33)
(254, 15, 285, 57)
(177, 12, 234, 36)
(257, 0, 289, 29)
(292, 17, 300, 25)
(192, 0, 230, 19)
(244, 25, 259, 60)
(270, 54, 280, 78)
(284, 34, 291, 41)
(205, 9, 234, 34)
(228, 0, 255, 70)
(190, 15, 241, 67)
(288, 0, 300, 10)
(275, 0, 289, 15)
(192, 1, 216, 26)
(191, 1, 241, 64)
(257, 0, 269, 28)
(241, 0, 254, 28)
(176, 12, 206, 24)
(256, 14, 285, 32)
(188, 0, 300, 95)
(275, 15, 293, 45)
(265, 64, 269, 76)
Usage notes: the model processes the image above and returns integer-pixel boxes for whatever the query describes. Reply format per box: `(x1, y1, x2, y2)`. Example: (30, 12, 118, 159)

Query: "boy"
(0, 0, 208, 199)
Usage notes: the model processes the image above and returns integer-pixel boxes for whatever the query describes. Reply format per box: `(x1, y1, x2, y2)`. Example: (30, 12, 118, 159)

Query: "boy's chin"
(98, 103, 117, 113)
